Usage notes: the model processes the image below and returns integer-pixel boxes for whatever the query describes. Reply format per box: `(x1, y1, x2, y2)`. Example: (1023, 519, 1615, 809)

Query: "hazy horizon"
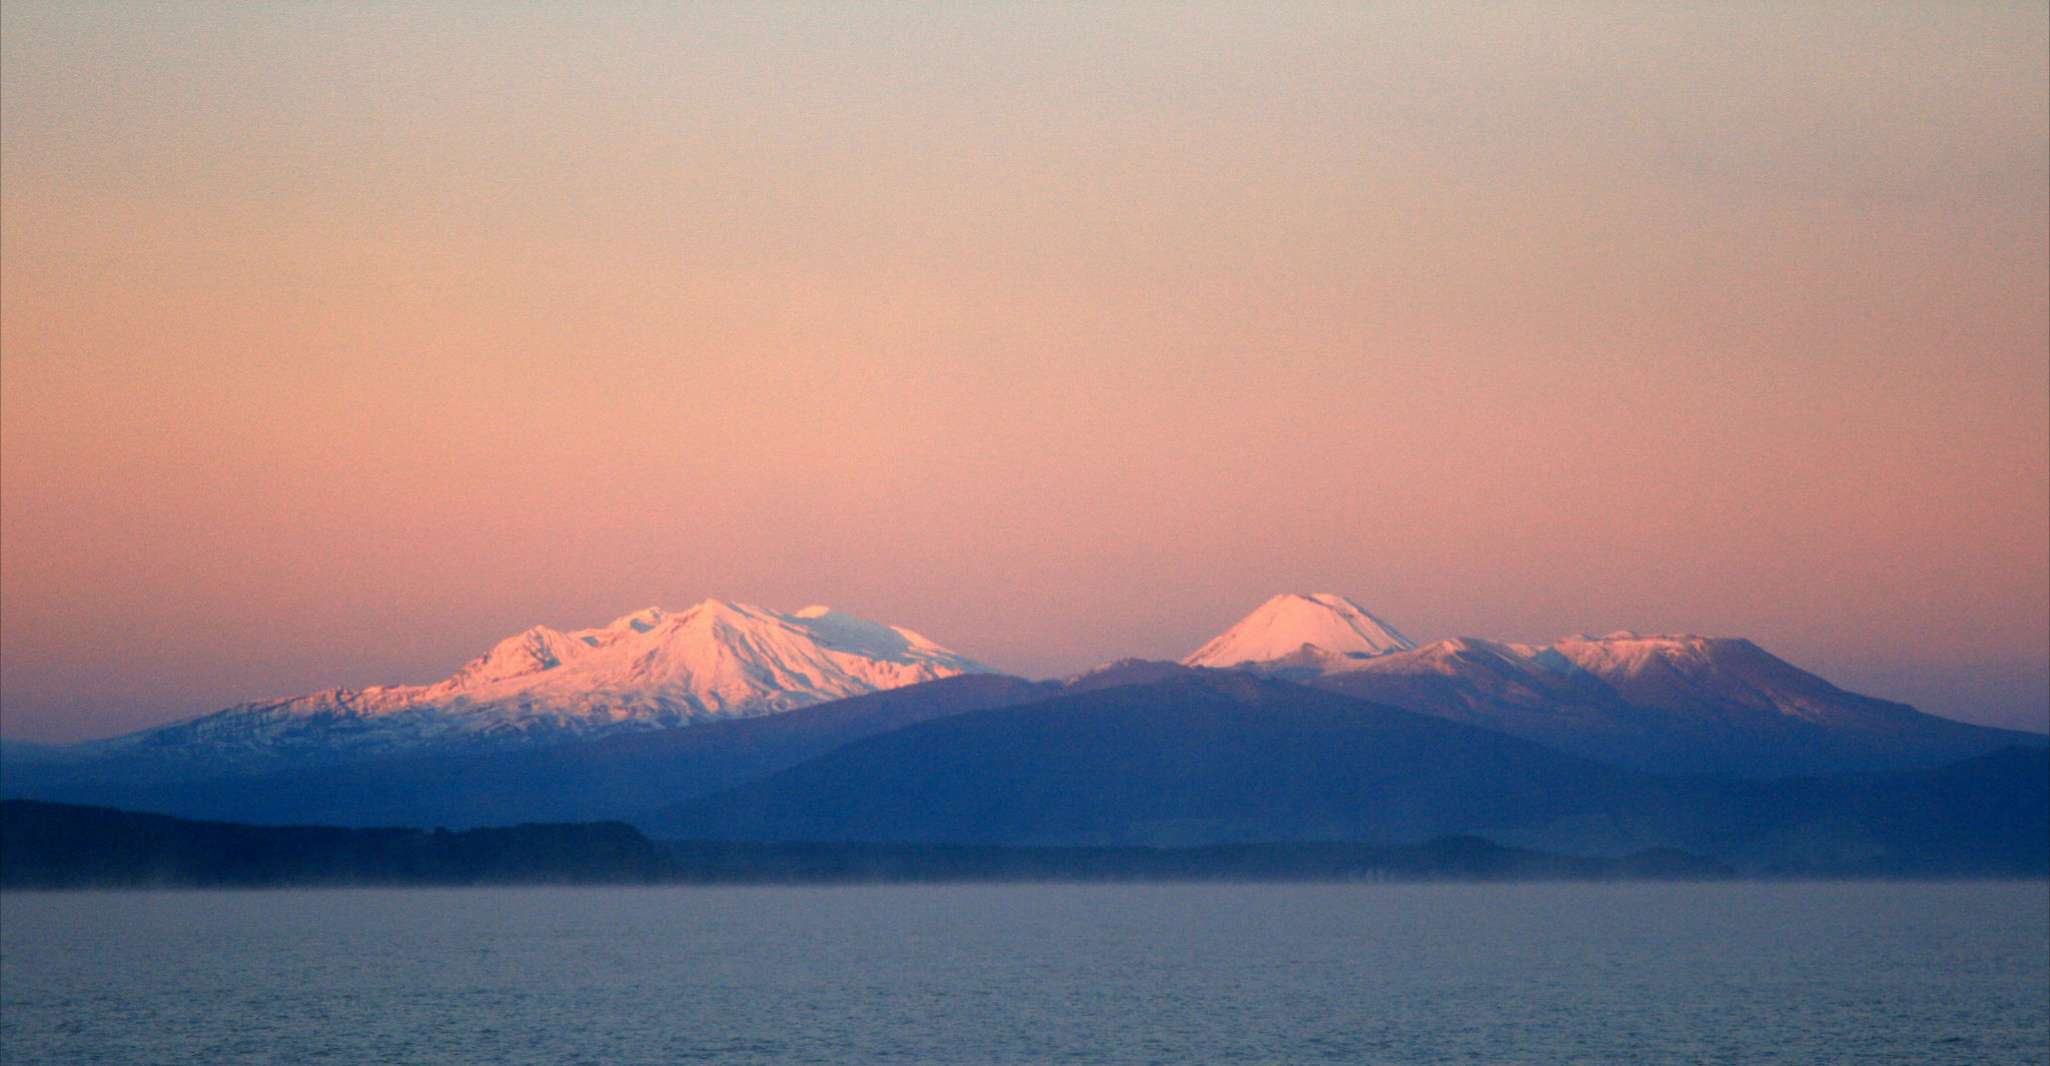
(4, 3, 2046, 742)
(3, 588, 2044, 745)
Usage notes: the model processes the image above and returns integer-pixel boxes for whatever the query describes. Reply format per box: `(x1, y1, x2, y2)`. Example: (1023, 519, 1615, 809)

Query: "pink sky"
(3, 4, 2045, 741)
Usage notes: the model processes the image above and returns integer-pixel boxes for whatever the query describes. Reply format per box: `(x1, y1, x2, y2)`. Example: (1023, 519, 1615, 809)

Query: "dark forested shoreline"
(0, 800, 1747, 888)
(16, 798, 2048, 889)
(0, 801, 668, 889)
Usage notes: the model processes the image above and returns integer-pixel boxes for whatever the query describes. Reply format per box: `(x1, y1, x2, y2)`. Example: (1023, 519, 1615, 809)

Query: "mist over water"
(4, 882, 2044, 1064)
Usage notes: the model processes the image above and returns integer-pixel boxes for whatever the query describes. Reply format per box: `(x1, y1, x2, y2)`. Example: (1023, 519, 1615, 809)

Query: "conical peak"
(1184, 592, 1415, 669)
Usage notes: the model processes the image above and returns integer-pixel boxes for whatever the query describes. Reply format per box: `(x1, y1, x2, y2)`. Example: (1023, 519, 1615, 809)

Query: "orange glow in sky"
(3, 4, 2045, 739)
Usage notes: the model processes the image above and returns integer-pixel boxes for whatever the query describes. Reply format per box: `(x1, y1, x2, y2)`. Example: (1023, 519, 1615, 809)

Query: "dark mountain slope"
(648, 672, 1647, 846)
(3, 674, 1055, 828)
(648, 674, 2049, 876)
(1724, 747, 2048, 875)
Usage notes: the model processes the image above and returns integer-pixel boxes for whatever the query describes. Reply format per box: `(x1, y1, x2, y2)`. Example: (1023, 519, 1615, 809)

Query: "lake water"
(3, 882, 2045, 1064)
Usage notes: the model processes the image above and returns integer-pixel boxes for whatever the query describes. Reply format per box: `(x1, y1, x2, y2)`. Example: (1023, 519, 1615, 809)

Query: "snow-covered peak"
(1184, 593, 1415, 669)
(110, 600, 992, 759)
(585, 600, 981, 702)
(666, 598, 771, 632)
(440, 625, 586, 689)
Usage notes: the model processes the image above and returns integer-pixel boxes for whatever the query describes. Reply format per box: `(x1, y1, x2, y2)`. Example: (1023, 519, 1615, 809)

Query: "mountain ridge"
(81, 599, 989, 766)
(1182, 595, 2042, 775)
(7, 590, 2038, 826)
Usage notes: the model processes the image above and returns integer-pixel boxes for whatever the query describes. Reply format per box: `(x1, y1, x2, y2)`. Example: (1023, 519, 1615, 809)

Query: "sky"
(2, 3, 2045, 742)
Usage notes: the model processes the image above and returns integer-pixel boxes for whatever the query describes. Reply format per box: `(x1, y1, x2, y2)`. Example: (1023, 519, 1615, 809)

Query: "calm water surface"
(3, 881, 2045, 1064)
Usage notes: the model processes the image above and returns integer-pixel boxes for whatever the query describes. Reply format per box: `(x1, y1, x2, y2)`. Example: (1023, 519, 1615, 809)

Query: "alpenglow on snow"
(1180, 595, 2041, 775)
(95, 600, 990, 761)
(1184, 593, 1417, 669)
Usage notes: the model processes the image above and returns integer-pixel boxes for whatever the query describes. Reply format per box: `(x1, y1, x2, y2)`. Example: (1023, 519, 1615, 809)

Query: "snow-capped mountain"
(22, 590, 2041, 801)
(1183, 596, 2040, 774)
(1314, 631, 2046, 773)
(1312, 629, 1943, 730)
(95, 600, 990, 763)
(1183, 593, 1415, 670)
